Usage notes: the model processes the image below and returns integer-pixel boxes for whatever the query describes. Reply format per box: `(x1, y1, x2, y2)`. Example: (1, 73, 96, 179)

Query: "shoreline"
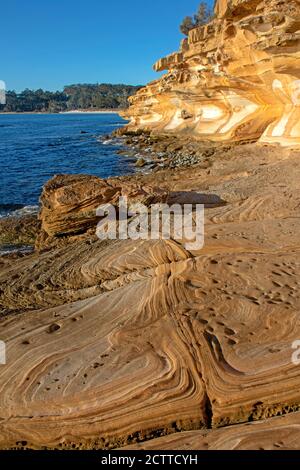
(1, 135, 300, 448)
(0, 109, 124, 115)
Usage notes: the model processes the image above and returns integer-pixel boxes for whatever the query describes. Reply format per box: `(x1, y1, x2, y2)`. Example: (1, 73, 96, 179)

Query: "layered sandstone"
(122, 0, 300, 147)
(36, 174, 167, 249)
(125, 411, 300, 450)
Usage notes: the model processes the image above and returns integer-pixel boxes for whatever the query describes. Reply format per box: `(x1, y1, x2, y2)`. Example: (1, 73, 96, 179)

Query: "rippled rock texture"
(122, 0, 300, 147)
(1, 144, 300, 449)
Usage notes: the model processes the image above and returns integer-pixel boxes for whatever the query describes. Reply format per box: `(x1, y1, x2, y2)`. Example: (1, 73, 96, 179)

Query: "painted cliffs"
(122, 0, 300, 147)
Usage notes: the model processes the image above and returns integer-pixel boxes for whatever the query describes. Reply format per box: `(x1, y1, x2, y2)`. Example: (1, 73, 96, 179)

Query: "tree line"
(0, 84, 142, 113)
(1, 2, 215, 114)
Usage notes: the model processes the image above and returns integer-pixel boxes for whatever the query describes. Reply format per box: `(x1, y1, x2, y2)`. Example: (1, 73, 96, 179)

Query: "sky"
(1, 0, 214, 92)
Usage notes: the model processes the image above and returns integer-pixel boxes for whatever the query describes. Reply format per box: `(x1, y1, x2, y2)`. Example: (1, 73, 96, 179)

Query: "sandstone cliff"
(122, 0, 300, 147)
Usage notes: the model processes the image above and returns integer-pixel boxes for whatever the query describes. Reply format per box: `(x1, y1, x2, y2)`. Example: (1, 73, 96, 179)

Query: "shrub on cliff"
(180, 2, 213, 36)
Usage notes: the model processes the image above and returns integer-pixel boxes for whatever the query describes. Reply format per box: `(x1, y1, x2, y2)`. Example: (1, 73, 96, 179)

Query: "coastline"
(0, 109, 124, 115)
(1, 0, 300, 452)
(60, 109, 124, 114)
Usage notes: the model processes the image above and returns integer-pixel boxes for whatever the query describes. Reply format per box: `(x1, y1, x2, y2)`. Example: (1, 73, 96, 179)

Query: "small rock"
(135, 158, 147, 168)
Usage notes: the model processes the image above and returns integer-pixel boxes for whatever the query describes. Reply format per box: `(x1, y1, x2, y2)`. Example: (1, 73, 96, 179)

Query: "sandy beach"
(60, 109, 124, 114)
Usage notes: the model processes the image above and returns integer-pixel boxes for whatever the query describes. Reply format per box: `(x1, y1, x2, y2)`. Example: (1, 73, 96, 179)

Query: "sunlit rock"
(122, 0, 300, 147)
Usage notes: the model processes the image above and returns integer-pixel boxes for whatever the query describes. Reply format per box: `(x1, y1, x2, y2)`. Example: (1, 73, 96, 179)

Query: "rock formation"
(36, 174, 167, 249)
(1, 144, 300, 449)
(122, 0, 300, 147)
(1, 0, 300, 451)
(125, 411, 300, 450)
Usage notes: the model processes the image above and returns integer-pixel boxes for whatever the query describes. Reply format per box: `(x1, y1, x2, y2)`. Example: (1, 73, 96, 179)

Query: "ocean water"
(0, 113, 134, 217)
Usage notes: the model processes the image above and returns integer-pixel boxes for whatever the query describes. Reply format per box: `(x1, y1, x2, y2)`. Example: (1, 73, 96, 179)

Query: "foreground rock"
(0, 215, 40, 248)
(125, 412, 300, 450)
(122, 0, 300, 148)
(0, 143, 300, 449)
(36, 174, 167, 249)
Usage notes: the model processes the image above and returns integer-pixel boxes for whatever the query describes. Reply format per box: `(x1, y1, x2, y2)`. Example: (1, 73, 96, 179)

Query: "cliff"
(1, 0, 300, 451)
(122, 0, 300, 147)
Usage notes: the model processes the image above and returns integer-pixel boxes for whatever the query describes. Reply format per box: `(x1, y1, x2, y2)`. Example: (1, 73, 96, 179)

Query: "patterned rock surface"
(1, 145, 300, 449)
(36, 174, 167, 249)
(124, 411, 300, 450)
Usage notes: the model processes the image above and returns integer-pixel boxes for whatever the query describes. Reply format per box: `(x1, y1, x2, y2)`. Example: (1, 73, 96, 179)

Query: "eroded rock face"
(1, 145, 300, 449)
(124, 411, 300, 450)
(122, 0, 300, 147)
(36, 174, 167, 249)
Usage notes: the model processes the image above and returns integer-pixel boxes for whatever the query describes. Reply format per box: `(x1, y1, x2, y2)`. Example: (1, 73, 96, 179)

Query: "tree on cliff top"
(180, 2, 213, 36)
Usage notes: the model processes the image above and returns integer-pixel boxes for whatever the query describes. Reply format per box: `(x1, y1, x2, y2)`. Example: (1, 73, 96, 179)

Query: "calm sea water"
(0, 113, 134, 217)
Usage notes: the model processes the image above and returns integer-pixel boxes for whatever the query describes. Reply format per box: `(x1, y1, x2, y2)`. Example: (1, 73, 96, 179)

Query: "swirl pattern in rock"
(0, 144, 300, 449)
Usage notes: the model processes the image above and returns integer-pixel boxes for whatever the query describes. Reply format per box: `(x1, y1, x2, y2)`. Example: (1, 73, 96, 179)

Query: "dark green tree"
(180, 2, 214, 36)
(194, 2, 213, 26)
(180, 16, 195, 36)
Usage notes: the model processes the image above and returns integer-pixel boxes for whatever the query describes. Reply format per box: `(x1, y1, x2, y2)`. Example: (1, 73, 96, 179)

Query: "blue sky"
(2, 0, 214, 92)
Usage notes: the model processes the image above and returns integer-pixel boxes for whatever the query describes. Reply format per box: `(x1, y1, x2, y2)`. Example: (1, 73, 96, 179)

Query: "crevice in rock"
(204, 391, 213, 429)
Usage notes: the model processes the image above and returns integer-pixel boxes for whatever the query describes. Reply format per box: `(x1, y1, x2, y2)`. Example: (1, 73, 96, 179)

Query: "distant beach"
(0, 109, 124, 115)
(61, 109, 124, 114)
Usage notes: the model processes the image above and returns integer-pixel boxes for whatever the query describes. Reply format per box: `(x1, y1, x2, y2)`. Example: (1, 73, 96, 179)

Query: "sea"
(0, 113, 134, 219)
